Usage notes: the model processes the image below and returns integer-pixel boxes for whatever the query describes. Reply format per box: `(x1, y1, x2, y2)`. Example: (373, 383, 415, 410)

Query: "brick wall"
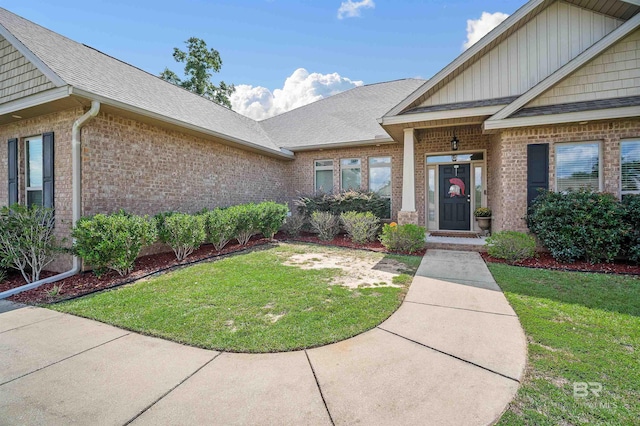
(493, 119, 640, 232)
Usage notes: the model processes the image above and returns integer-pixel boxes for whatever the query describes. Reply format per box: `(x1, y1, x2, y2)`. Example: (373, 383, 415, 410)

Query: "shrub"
(204, 208, 236, 251)
(486, 231, 536, 263)
(379, 223, 426, 254)
(154, 211, 176, 244)
(162, 213, 206, 261)
(283, 214, 305, 237)
(0, 204, 59, 283)
(621, 194, 640, 263)
(0, 268, 6, 283)
(527, 190, 625, 263)
(256, 201, 288, 239)
(340, 211, 380, 244)
(309, 211, 340, 241)
(295, 190, 390, 219)
(72, 210, 157, 277)
(227, 203, 260, 246)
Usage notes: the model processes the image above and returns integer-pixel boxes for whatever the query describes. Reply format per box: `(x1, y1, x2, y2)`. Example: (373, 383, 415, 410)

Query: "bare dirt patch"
(284, 252, 410, 289)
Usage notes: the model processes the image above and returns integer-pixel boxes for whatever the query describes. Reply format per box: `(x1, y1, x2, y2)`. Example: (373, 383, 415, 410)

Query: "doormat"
(428, 231, 482, 238)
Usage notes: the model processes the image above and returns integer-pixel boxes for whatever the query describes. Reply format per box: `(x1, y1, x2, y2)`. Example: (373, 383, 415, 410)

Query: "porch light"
(451, 133, 459, 151)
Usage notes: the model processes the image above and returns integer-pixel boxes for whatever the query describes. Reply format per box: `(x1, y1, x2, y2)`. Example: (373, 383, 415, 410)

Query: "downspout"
(0, 101, 100, 299)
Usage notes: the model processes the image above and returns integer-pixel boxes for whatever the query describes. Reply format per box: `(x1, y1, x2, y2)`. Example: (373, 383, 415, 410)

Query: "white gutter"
(0, 101, 100, 299)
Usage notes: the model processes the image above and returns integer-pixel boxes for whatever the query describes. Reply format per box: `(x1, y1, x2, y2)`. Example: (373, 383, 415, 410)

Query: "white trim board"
(0, 86, 70, 116)
(380, 105, 507, 126)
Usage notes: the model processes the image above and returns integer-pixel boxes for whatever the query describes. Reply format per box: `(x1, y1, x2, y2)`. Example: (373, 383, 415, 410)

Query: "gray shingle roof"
(511, 96, 640, 117)
(0, 7, 281, 154)
(403, 96, 519, 115)
(260, 79, 426, 150)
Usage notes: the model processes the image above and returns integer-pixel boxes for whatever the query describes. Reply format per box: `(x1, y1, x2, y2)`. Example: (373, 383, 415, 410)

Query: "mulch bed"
(481, 252, 640, 276)
(3, 236, 273, 305)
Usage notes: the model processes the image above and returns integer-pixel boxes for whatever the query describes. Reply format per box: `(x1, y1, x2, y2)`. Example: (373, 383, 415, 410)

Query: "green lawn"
(52, 243, 420, 353)
(489, 264, 640, 425)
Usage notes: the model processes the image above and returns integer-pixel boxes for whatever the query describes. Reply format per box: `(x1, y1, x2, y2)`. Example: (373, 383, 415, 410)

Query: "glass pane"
(475, 166, 482, 210)
(426, 153, 482, 163)
(27, 137, 43, 187)
(341, 158, 360, 167)
(369, 166, 391, 196)
(27, 190, 43, 207)
(556, 143, 600, 192)
(341, 168, 361, 190)
(428, 168, 436, 223)
(369, 157, 391, 166)
(621, 141, 640, 193)
(315, 160, 333, 168)
(315, 169, 333, 192)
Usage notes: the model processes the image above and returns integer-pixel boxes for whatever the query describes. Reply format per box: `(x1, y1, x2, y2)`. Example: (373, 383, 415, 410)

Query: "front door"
(439, 163, 471, 230)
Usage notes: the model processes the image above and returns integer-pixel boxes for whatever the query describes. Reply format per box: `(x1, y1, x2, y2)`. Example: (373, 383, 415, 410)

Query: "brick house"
(1, 0, 640, 273)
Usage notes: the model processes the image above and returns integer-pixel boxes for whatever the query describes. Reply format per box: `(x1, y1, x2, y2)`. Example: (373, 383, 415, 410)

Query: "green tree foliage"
(160, 37, 235, 108)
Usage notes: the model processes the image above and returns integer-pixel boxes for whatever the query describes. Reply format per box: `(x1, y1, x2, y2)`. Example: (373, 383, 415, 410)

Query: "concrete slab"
(0, 300, 26, 314)
(0, 313, 130, 384)
(307, 328, 519, 426)
(417, 250, 499, 289)
(0, 305, 61, 333)
(0, 333, 215, 425)
(406, 276, 516, 316)
(380, 302, 526, 381)
(134, 351, 330, 426)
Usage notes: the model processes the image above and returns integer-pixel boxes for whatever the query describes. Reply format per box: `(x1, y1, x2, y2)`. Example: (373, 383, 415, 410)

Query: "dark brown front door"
(439, 163, 471, 230)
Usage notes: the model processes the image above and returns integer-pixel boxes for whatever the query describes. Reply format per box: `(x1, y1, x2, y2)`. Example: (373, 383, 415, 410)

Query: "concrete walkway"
(0, 250, 526, 425)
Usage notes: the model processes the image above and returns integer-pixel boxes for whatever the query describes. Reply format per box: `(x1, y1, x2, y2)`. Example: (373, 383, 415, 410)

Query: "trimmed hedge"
(162, 213, 206, 261)
(379, 223, 425, 254)
(204, 208, 236, 251)
(486, 231, 536, 263)
(256, 201, 288, 239)
(295, 190, 390, 220)
(622, 194, 640, 263)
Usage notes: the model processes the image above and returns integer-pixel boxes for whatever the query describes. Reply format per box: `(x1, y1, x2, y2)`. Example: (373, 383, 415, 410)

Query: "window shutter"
(8, 138, 18, 205)
(527, 144, 549, 208)
(42, 132, 54, 208)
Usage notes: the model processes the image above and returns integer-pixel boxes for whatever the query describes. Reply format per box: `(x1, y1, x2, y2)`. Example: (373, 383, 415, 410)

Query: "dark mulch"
(274, 231, 427, 257)
(3, 236, 272, 305)
(481, 252, 640, 276)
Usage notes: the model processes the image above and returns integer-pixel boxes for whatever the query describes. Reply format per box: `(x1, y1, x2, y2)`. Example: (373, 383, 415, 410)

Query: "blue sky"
(3, 0, 524, 118)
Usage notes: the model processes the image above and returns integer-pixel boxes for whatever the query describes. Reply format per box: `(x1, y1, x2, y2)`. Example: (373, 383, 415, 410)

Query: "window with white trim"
(555, 142, 601, 192)
(369, 156, 391, 219)
(314, 160, 333, 193)
(340, 158, 361, 190)
(25, 135, 43, 207)
(621, 140, 640, 200)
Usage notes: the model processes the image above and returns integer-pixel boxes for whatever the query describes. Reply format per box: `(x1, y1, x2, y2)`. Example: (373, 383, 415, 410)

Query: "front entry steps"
(426, 233, 487, 252)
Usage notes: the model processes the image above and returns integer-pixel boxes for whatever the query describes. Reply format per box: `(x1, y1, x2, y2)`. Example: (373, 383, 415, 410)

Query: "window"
(369, 157, 392, 219)
(340, 158, 361, 190)
(555, 142, 601, 192)
(315, 160, 333, 193)
(427, 166, 436, 230)
(25, 136, 43, 207)
(621, 140, 640, 200)
(474, 165, 483, 211)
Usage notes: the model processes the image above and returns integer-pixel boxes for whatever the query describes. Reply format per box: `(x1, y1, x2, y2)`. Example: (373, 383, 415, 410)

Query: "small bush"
(72, 210, 157, 277)
(204, 208, 236, 251)
(154, 211, 176, 244)
(340, 211, 380, 244)
(295, 190, 390, 219)
(227, 203, 260, 246)
(162, 213, 206, 261)
(474, 207, 492, 217)
(527, 190, 625, 263)
(0, 204, 59, 283)
(283, 214, 305, 237)
(309, 211, 340, 241)
(622, 194, 640, 263)
(379, 223, 426, 254)
(486, 231, 536, 263)
(256, 201, 288, 239)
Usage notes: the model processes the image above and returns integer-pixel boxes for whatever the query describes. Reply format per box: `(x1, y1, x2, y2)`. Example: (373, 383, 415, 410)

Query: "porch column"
(398, 128, 419, 225)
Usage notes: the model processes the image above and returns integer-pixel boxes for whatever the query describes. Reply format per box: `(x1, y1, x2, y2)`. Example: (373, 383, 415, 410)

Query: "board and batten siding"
(528, 28, 640, 107)
(419, 1, 623, 108)
(0, 35, 55, 104)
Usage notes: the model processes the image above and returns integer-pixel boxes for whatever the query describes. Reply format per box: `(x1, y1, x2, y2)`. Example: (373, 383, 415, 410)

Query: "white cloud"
(337, 0, 375, 19)
(463, 11, 509, 50)
(231, 68, 363, 120)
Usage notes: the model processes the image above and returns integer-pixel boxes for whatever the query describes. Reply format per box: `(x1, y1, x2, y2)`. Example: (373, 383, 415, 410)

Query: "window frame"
(554, 141, 603, 193)
(314, 159, 334, 193)
(340, 158, 362, 191)
(620, 139, 640, 199)
(368, 156, 392, 219)
(24, 135, 44, 207)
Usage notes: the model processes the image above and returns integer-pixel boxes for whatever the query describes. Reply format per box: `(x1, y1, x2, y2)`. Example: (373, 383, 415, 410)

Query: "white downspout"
(0, 101, 100, 299)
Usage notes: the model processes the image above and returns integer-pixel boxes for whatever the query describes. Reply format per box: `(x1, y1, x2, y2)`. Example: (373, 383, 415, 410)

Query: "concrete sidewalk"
(0, 250, 526, 425)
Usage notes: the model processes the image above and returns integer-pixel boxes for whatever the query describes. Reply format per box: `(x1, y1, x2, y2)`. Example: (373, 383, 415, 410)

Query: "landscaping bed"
(51, 243, 421, 353)
(481, 252, 640, 276)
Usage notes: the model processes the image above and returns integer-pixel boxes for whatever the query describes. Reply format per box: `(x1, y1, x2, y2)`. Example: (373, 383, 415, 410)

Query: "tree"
(160, 37, 235, 109)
